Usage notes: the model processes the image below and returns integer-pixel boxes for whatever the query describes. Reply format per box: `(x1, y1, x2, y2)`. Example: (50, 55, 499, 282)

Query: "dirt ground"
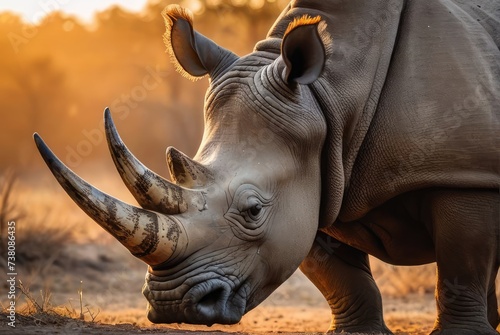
(2, 296, 437, 335)
(0, 309, 437, 335)
(2, 242, 500, 335)
(0, 240, 443, 335)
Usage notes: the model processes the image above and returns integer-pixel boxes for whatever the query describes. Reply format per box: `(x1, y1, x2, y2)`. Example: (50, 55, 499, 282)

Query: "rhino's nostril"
(198, 287, 225, 308)
(182, 280, 246, 325)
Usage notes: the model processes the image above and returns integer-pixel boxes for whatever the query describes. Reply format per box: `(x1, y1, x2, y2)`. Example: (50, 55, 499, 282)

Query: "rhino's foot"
(323, 310, 393, 334)
(327, 318, 393, 335)
(325, 312, 393, 334)
(327, 326, 393, 334)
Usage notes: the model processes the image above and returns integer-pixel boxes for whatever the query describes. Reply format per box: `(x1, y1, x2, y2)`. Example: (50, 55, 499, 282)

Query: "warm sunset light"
(0, 0, 288, 172)
(0, 0, 148, 23)
(0, 0, 279, 23)
(1, 1, 497, 334)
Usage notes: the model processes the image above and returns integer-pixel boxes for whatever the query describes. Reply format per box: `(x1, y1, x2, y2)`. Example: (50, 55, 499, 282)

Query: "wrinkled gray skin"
(34, 1, 500, 334)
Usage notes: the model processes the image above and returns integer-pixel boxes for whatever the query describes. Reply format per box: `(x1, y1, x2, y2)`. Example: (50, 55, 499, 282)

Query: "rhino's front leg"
(299, 231, 392, 334)
(429, 189, 499, 335)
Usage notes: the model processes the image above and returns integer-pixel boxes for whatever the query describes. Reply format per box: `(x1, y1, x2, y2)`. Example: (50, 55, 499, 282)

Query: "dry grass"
(0, 277, 100, 328)
(0, 170, 25, 272)
(12, 280, 75, 326)
(0, 172, 74, 277)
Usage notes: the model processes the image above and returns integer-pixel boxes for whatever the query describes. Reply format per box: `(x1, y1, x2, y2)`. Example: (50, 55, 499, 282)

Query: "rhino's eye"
(248, 203, 263, 219)
(243, 199, 264, 222)
(224, 184, 272, 238)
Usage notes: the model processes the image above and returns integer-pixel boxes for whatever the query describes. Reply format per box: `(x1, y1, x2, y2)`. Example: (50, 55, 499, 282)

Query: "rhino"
(34, 0, 499, 334)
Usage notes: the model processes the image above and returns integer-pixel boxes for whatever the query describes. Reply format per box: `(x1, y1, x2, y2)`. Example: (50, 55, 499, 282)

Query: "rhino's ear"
(162, 5, 238, 81)
(281, 15, 331, 85)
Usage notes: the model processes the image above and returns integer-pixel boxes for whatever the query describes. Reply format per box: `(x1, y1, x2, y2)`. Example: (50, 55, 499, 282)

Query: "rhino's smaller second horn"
(166, 147, 214, 188)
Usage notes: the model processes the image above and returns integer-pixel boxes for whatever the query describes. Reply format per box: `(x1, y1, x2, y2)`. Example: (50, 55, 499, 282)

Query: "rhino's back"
(452, 0, 500, 48)
(340, 0, 500, 221)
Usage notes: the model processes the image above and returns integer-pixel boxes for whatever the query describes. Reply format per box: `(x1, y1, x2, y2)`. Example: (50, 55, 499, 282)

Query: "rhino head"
(34, 5, 332, 325)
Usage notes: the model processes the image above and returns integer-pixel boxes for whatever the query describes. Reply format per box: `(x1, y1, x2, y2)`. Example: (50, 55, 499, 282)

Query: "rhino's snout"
(145, 278, 248, 326)
(184, 279, 246, 325)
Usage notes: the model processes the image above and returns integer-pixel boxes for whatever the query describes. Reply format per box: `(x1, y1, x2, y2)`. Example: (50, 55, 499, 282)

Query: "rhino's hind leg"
(299, 232, 393, 334)
(429, 189, 499, 335)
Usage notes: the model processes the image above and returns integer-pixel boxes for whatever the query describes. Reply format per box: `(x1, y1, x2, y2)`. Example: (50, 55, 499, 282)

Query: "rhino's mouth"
(145, 275, 250, 326)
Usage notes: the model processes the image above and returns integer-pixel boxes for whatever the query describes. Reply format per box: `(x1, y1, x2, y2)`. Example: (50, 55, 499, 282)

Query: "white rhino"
(35, 1, 499, 334)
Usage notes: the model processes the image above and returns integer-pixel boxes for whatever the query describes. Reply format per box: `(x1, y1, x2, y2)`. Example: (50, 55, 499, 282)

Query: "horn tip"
(104, 107, 114, 128)
(165, 146, 180, 157)
(104, 107, 112, 124)
(33, 132, 46, 151)
(33, 133, 57, 169)
(104, 107, 117, 134)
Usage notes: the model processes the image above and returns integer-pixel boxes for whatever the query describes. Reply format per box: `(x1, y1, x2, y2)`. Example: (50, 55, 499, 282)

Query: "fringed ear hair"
(162, 5, 239, 81)
(281, 15, 332, 85)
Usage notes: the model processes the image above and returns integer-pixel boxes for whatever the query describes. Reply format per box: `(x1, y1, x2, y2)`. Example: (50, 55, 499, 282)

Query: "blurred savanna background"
(0, 0, 496, 333)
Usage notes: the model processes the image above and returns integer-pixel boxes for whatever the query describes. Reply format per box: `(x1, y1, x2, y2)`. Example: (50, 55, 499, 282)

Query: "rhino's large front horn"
(33, 133, 188, 266)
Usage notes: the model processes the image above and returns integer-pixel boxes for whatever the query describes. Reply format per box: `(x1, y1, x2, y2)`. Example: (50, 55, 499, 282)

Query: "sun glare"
(179, 0, 281, 15)
(181, 0, 205, 15)
(0, 0, 290, 25)
(0, 0, 148, 24)
(249, 0, 266, 10)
